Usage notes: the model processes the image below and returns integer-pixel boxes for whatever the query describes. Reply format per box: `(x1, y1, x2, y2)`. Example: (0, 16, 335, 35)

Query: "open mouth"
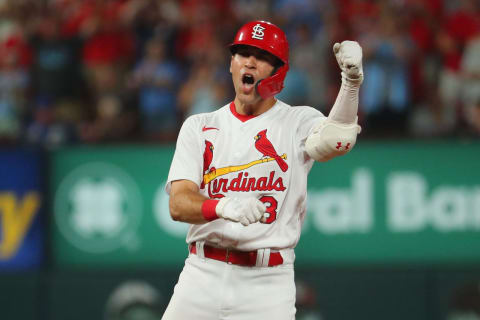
(242, 74, 255, 85)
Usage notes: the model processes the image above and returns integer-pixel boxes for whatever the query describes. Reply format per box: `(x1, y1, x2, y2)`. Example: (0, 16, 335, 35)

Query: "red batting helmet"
(229, 20, 289, 99)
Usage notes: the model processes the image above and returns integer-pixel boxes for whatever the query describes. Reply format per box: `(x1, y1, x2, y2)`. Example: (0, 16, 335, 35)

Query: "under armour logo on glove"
(336, 142, 351, 150)
(251, 24, 265, 40)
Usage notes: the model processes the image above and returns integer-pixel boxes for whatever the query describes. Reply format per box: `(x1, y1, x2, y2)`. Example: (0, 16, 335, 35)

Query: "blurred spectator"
(404, 0, 451, 138)
(276, 66, 310, 107)
(28, 12, 86, 103)
(435, 27, 462, 124)
(232, 0, 271, 22)
(0, 44, 29, 143)
(461, 33, 480, 135)
(78, 93, 137, 143)
(0, 0, 479, 145)
(273, 0, 323, 34)
(0, 25, 32, 69)
(25, 96, 80, 148)
(336, 0, 380, 41)
(25, 11, 88, 147)
(435, 0, 480, 135)
(178, 54, 230, 118)
(278, 23, 327, 108)
(128, 36, 182, 141)
(175, 0, 217, 63)
(359, 4, 412, 135)
(463, 99, 480, 136)
(82, 0, 135, 100)
(406, 0, 443, 103)
(130, 0, 180, 60)
(408, 89, 456, 137)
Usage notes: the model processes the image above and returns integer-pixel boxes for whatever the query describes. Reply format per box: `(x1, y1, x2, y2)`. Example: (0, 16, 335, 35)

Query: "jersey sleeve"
(293, 106, 326, 161)
(165, 116, 203, 194)
(295, 106, 326, 141)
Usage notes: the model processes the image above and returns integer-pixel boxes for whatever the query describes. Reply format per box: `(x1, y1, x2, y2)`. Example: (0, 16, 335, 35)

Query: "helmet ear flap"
(256, 63, 289, 99)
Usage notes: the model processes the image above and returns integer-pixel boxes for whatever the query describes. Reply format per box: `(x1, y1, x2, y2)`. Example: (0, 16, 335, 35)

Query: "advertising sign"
(298, 142, 480, 266)
(50, 142, 480, 268)
(0, 149, 43, 270)
(51, 146, 187, 267)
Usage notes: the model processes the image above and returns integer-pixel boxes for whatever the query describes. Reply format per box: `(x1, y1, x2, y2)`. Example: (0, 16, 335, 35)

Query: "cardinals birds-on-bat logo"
(201, 132, 289, 194)
(254, 129, 288, 172)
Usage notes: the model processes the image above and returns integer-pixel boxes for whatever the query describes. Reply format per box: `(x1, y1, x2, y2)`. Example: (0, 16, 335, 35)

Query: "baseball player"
(163, 20, 363, 320)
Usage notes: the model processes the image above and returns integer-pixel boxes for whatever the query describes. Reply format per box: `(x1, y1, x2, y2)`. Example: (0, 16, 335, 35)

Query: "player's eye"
(256, 53, 278, 66)
(236, 48, 252, 58)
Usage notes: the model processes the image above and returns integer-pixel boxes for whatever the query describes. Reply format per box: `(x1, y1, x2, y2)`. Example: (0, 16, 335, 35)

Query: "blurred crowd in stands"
(1, 0, 480, 148)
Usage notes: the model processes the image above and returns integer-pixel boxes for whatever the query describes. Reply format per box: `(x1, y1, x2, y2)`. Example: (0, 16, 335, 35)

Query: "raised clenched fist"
(333, 41, 363, 84)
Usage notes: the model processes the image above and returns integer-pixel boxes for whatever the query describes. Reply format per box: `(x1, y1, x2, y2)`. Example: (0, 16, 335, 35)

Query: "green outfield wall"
(1, 142, 480, 320)
(49, 141, 480, 268)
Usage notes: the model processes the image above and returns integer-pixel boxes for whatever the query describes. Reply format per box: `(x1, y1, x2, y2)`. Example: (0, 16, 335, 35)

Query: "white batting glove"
(215, 197, 266, 226)
(333, 41, 363, 85)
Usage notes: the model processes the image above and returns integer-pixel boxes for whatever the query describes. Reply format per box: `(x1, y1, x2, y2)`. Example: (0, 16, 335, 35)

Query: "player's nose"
(244, 55, 257, 68)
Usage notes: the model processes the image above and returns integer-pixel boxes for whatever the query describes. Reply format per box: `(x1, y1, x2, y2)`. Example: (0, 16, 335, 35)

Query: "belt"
(189, 242, 283, 267)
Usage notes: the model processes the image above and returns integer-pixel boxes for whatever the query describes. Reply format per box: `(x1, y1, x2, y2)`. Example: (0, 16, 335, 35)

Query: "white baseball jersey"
(166, 99, 325, 251)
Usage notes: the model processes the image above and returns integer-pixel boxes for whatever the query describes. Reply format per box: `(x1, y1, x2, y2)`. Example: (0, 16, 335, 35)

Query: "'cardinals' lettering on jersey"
(166, 100, 325, 251)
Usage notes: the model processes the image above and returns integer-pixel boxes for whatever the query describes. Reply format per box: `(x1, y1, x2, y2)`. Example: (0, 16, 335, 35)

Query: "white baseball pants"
(162, 252, 296, 320)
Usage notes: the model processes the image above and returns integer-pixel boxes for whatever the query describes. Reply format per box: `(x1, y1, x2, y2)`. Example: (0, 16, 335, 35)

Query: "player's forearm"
(169, 188, 267, 226)
(305, 41, 363, 162)
(169, 188, 211, 224)
(328, 78, 360, 124)
(327, 41, 363, 124)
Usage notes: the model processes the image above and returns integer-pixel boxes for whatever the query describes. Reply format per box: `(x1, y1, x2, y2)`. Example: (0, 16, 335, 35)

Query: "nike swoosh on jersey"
(202, 126, 219, 132)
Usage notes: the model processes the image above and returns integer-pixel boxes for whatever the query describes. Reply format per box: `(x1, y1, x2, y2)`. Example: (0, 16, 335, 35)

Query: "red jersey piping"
(229, 102, 257, 122)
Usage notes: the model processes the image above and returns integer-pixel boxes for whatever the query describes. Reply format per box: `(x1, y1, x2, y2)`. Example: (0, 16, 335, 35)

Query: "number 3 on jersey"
(259, 196, 278, 224)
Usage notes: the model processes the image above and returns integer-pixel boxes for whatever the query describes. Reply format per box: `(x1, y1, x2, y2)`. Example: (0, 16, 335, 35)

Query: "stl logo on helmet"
(251, 24, 266, 40)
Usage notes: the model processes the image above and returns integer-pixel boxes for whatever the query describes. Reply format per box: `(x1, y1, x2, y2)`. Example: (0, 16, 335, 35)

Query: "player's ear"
(230, 55, 234, 73)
